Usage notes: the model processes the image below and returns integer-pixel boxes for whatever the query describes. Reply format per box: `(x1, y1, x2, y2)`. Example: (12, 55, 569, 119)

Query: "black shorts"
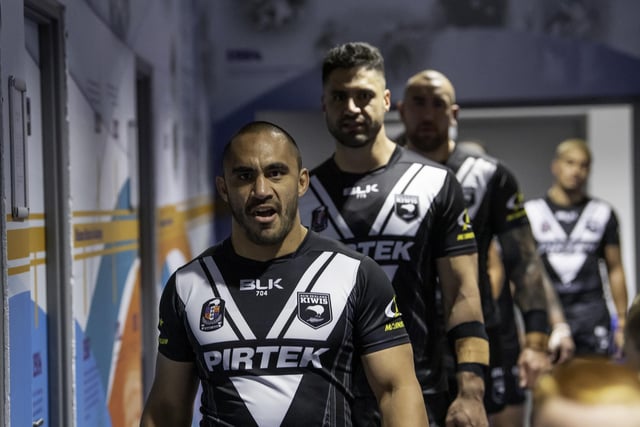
(564, 299, 612, 356)
(485, 325, 507, 414)
(497, 287, 526, 406)
(500, 344, 526, 406)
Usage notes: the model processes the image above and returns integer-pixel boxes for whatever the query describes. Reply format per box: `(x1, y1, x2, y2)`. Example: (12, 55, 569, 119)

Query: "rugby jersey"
(525, 197, 619, 304)
(299, 145, 477, 395)
(158, 231, 409, 427)
(446, 144, 531, 327)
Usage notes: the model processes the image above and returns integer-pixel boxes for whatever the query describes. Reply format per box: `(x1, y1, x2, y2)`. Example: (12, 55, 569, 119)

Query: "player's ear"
(216, 176, 229, 203)
(384, 89, 391, 112)
(298, 168, 310, 197)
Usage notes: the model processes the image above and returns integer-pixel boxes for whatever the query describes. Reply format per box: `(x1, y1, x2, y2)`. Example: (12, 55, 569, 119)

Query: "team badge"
(586, 220, 599, 232)
(297, 292, 332, 329)
(311, 206, 328, 232)
(395, 194, 419, 222)
(200, 298, 225, 332)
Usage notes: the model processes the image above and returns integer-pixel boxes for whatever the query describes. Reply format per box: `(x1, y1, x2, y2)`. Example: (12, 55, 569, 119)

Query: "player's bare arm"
(499, 226, 553, 386)
(604, 244, 629, 355)
(438, 253, 489, 427)
(362, 343, 429, 427)
(140, 353, 200, 427)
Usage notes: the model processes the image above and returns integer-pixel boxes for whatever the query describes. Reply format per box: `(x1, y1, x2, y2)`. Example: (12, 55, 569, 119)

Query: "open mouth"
(251, 206, 278, 223)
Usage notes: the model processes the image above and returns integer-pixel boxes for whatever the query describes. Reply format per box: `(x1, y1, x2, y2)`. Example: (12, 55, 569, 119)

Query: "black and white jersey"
(525, 197, 619, 304)
(299, 145, 477, 394)
(158, 231, 409, 427)
(446, 145, 530, 327)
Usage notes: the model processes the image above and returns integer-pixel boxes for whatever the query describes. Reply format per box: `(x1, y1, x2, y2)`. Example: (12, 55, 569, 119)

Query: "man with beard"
(526, 139, 629, 358)
(141, 121, 429, 427)
(299, 42, 489, 427)
(396, 69, 571, 427)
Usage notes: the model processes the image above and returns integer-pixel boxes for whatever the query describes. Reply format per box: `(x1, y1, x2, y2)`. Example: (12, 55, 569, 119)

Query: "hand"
(614, 328, 625, 359)
(446, 372, 488, 427)
(548, 322, 575, 364)
(445, 395, 488, 427)
(517, 347, 551, 389)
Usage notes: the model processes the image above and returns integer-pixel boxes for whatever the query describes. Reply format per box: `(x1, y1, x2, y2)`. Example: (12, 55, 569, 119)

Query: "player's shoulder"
(524, 196, 547, 208)
(396, 145, 451, 172)
(173, 241, 224, 274)
(302, 230, 363, 258)
(586, 196, 613, 208)
(309, 156, 337, 178)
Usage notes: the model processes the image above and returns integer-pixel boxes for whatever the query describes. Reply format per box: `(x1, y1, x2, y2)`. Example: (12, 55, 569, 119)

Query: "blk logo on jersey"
(311, 205, 328, 231)
(395, 194, 419, 221)
(297, 292, 332, 328)
(200, 298, 225, 332)
(344, 183, 379, 199)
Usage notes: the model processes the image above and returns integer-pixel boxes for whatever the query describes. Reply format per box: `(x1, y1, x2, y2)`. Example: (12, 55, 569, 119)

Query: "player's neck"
(232, 223, 308, 262)
(406, 139, 453, 164)
(547, 185, 586, 207)
(333, 132, 396, 173)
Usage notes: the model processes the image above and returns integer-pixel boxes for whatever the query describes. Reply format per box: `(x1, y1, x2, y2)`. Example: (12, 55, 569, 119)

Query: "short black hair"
(222, 120, 302, 169)
(321, 41, 385, 84)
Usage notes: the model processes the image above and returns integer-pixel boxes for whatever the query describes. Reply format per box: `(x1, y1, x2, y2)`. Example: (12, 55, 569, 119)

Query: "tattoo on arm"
(499, 226, 548, 314)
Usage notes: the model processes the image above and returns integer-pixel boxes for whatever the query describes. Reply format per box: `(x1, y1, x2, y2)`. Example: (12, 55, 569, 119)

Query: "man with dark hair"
(141, 121, 429, 427)
(300, 42, 489, 427)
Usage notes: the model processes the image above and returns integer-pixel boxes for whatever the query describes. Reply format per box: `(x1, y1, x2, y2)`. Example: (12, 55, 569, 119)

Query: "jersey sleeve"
(433, 171, 478, 258)
(491, 163, 530, 235)
(603, 207, 621, 246)
(353, 256, 410, 355)
(157, 272, 195, 362)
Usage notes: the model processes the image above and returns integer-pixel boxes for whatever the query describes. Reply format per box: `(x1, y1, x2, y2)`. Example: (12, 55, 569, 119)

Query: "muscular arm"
(499, 225, 556, 385)
(487, 239, 505, 300)
(438, 253, 489, 427)
(438, 253, 484, 330)
(604, 244, 629, 352)
(498, 225, 549, 320)
(362, 343, 429, 427)
(140, 353, 200, 427)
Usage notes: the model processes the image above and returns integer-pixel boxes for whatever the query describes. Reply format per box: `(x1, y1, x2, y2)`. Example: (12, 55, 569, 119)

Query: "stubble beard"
(230, 197, 298, 246)
(409, 129, 448, 154)
(327, 118, 382, 149)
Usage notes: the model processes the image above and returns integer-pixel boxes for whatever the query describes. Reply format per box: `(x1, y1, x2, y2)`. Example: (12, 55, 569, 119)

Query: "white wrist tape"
(548, 322, 571, 350)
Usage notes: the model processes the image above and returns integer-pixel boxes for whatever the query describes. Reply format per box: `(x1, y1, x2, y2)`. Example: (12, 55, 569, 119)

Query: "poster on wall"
(207, 0, 640, 120)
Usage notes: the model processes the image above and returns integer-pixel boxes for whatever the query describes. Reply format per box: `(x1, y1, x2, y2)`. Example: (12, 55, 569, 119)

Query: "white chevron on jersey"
(266, 251, 333, 339)
(526, 199, 566, 237)
(176, 262, 243, 344)
(526, 199, 611, 285)
(370, 163, 423, 235)
(375, 163, 447, 236)
(308, 175, 354, 239)
(455, 156, 497, 218)
(282, 253, 360, 340)
(203, 256, 257, 341)
(230, 374, 303, 426)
